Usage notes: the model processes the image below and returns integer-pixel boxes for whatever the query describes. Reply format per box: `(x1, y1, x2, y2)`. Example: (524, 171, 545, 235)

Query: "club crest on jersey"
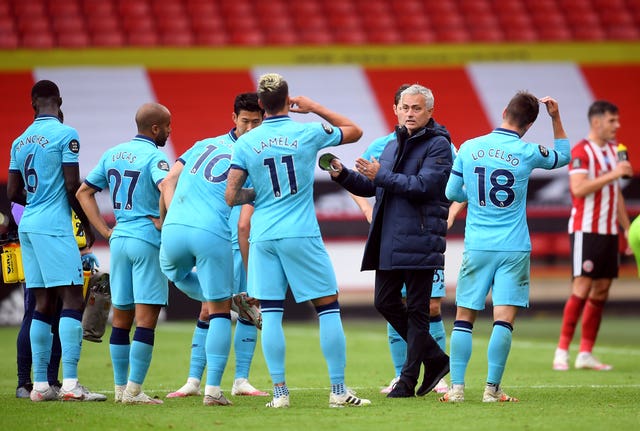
(582, 259, 594, 273)
(69, 139, 80, 153)
(157, 160, 170, 171)
(538, 145, 549, 157)
(322, 123, 334, 134)
(571, 158, 581, 169)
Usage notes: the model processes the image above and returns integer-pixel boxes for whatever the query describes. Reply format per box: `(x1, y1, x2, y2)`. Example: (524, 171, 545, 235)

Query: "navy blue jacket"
(335, 119, 452, 271)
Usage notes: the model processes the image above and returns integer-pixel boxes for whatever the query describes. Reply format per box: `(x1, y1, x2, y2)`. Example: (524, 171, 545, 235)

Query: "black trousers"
(374, 268, 443, 386)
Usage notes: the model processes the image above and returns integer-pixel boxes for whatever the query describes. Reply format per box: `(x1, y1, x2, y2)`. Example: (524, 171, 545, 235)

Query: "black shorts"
(570, 232, 619, 279)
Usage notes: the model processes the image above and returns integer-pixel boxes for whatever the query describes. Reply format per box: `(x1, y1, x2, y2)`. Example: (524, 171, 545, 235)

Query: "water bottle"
(617, 143, 631, 179)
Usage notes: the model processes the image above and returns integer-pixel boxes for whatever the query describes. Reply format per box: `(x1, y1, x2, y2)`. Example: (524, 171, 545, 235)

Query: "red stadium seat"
(402, 29, 437, 44)
(160, 30, 194, 47)
(265, 30, 299, 46)
(366, 28, 403, 45)
(435, 27, 471, 43)
(333, 28, 368, 45)
(0, 31, 19, 49)
(127, 30, 159, 47)
(57, 31, 90, 48)
(299, 30, 333, 45)
(538, 27, 572, 41)
(47, 0, 82, 17)
(470, 27, 505, 43)
(193, 30, 228, 46)
(504, 27, 538, 43)
(82, 0, 116, 19)
(191, 15, 225, 34)
(13, 0, 47, 18)
(117, 0, 150, 18)
(22, 32, 55, 49)
(91, 30, 125, 47)
(572, 26, 606, 41)
(229, 29, 265, 46)
(606, 25, 640, 40)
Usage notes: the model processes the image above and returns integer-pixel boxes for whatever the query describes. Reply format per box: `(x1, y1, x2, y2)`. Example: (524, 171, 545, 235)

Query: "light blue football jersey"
(84, 135, 170, 247)
(231, 115, 343, 242)
(9, 115, 80, 235)
(164, 132, 234, 240)
(362, 132, 395, 162)
(363, 130, 458, 162)
(446, 128, 570, 251)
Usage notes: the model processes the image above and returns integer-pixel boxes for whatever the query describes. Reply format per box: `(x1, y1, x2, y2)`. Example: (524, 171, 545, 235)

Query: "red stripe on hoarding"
(147, 70, 256, 156)
(364, 67, 492, 147)
(580, 64, 640, 171)
(0, 72, 37, 182)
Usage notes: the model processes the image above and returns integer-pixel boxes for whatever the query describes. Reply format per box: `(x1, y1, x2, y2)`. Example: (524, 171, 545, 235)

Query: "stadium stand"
(0, 0, 639, 48)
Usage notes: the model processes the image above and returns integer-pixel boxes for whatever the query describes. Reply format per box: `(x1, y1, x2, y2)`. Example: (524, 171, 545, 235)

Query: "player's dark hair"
(505, 91, 539, 129)
(588, 100, 618, 120)
(31, 80, 60, 100)
(234, 92, 264, 116)
(257, 74, 288, 114)
(394, 84, 411, 106)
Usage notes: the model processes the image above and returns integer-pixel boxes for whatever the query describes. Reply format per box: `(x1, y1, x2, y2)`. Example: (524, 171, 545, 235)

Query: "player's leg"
(482, 251, 527, 403)
(122, 238, 167, 405)
(167, 303, 208, 398)
(288, 237, 370, 407)
(249, 240, 289, 408)
(430, 269, 448, 394)
(230, 249, 267, 396)
(576, 279, 612, 370)
(197, 233, 234, 406)
(441, 250, 490, 403)
(16, 284, 33, 398)
(380, 322, 405, 393)
(48, 297, 62, 389)
(159, 226, 204, 302)
(108, 237, 135, 402)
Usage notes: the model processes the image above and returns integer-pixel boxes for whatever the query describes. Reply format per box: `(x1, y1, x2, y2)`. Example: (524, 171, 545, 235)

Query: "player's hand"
(81, 252, 100, 271)
(289, 96, 318, 114)
(615, 160, 633, 179)
(355, 157, 380, 180)
(540, 96, 560, 117)
(148, 215, 162, 231)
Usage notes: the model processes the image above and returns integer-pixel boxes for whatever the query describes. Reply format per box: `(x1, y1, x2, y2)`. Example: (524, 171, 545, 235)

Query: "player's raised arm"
(289, 95, 362, 144)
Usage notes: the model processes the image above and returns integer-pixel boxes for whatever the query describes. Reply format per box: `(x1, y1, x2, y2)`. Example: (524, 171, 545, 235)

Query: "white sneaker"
(122, 389, 163, 405)
(380, 376, 399, 394)
(203, 391, 232, 406)
(329, 391, 371, 408)
(574, 352, 612, 371)
(30, 386, 58, 402)
(231, 378, 269, 396)
(114, 385, 126, 403)
(439, 384, 465, 403)
(58, 383, 107, 401)
(166, 380, 201, 398)
(265, 394, 290, 408)
(433, 378, 449, 394)
(482, 385, 518, 403)
(553, 348, 569, 371)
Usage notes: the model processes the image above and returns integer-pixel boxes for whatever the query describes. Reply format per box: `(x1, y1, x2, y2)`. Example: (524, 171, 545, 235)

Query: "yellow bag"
(2, 242, 25, 283)
(71, 210, 87, 249)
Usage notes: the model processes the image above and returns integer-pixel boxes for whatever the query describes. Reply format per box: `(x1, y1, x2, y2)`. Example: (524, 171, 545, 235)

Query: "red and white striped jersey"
(568, 139, 620, 234)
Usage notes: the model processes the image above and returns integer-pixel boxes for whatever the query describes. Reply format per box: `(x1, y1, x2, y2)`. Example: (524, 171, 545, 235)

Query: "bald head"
(135, 103, 171, 147)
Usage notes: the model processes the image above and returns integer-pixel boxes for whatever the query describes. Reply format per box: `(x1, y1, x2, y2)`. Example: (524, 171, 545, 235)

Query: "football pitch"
(1, 316, 638, 431)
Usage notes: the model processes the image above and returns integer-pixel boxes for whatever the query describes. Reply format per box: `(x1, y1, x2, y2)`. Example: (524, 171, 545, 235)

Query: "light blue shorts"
(455, 250, 530, 310)
(248, 237, 338, 303)
(233, 248, 247, 295)
(400, 269, 446, 299)
(19, 231, 83, 289)
(110, 236, 168, 309)
(160, 224, 233, 302)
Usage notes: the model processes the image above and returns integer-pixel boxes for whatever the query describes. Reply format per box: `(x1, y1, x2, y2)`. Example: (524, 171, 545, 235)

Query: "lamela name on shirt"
(251, 136, 298, 154)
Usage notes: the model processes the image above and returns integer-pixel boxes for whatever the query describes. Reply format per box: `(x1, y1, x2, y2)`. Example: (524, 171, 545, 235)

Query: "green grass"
(1, 316, 639, 431)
